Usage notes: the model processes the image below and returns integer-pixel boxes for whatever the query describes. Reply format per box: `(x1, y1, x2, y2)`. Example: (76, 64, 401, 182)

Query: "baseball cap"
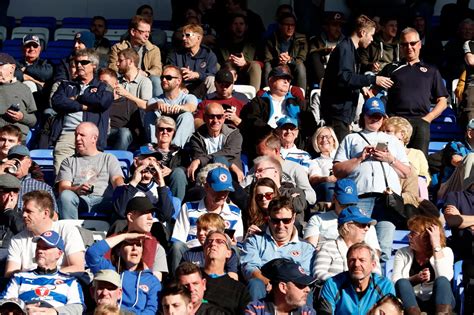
(125, 196, 156, 215)
(261, 258, 316, 286)
(0, 52, 16, 65)
(333, 178, 358, 205)
(338, 206, 377, 226)
(268, 66, 293, 80)
(34, 230, 65, 251)
(467, 119, 474, 130)
(7, 145, 30, 159)
(206, 167, 234, 192)
(215, 69, 234, 84)
(0, 174, 21, 189)
(325, 11, 346, 24)
(135, 144, 163, 160)
(23, 34, 41, 46)
(276, 116, 298, 128)
(74, 31, 96, 48)
(0, 298, 26, 314)
(362, 97, 386, 116)
(94, 269, 122, 288)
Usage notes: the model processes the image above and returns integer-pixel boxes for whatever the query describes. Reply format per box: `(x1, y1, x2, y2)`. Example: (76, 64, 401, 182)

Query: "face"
(91, 18, 107, 38)
(204, 105, 225, 134)
(75, 124, 97, 154)
(116, 54, 131, 74)
(162, 294, 193, 315)
(131, 21, 151, 45)
(230, 16, 247, 38)
(283, 282, 310, 308)
(205, 184, 229, 207)
(268, 207, 295, 242)
(200, 0, 215, 10)
(139, 8, 153, 20)
(94, 281, 122, 306)
(400, 31, 421, 62)
(99, 73, 117, 90)
(134, 156, 158, 184)
(0, 132, 20, 157)
(161, 68, 181, 92)
(364, 113, 384, 132)
(382, 20, 398, 39)
(182, 29, 202, 50)
(255, 185, 275, 210)
(383, 125, 404, 144)
(254, 161, 278, 182)
(359, 27, 375, 49)
(369, 301, 402, 315)
(279, 17, 296, 38)
(23, 42, 41, 62)
(179, 273, 206, 305)
(413, 17, 425, 33)
(326, 22, 342, 40)
(316, 128, 335, 154)
(23, 200, 49, 232)
(346, 222, 370, 243)
(120, 239, 143, 266)
(203, 233, 231, 260)
(74, 55, 95, 79)
(408, 230, 430, 252)
(128, 211, 154, 233)
(10, 155, 32, 179)
(215, 81, 233, 98)
(269, 77, 290, 96)
(277, 124, 298, 146)
(0, 64, 15, 83)
(35, 240, 61, 269)
(348, 247, 376, 281)
(459, 22, 473, 41)
(156, 122, 175, 144)
(74, 40, 86, 51)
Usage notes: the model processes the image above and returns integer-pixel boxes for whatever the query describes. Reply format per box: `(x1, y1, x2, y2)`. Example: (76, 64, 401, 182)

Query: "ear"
(202, 278, 207, 291)
(225, 248, 232, 259)
(126, 211, 134, 223)
(278, 282, 287, 294)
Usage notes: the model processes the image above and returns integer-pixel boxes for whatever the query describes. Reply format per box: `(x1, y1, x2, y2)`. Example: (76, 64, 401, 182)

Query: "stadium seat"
(104, 29, 128, 42)
(29, 149, 55, 187)
(47, 40, 74, 48)
(104, 150, 134, 177)
(61, 17, 92, 29)
(453, 260, 465, 315)
(20, 16, 56, 32)
(154, 20, 173, 30)
(107, 19, 130, 30)
(62, 219, 110, 243)
(233, 85, 256, 100)
(12, 27, 49, 45)
(0, 26, 7, 41)
(164, 29, 173, 44)
(54, 27, 88, 41)
(428, 141, 448, 154)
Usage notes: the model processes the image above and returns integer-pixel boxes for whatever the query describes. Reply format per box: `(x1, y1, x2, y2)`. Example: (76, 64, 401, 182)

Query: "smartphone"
(224, 228, 236, 238)
(234, 52, 242, 57)
(222, 104, 232, 111)
(8, 104, 20, 112)
(376, 142, 388, 151)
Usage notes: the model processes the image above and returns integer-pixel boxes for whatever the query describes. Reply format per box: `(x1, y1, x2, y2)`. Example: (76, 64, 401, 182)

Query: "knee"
(395, 278, 413, 291)
(433, 276, 451, 288)
(170, 167, 187, 181)
(294, 62, 306, 73)
(176, 112, 194, 124)
(248, 61, 262, 73)
(59, 190, 79, 203)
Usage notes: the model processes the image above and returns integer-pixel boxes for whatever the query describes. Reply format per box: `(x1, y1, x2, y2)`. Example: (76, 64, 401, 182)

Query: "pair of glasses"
(255, 167, 275, 174)
(400, 40, 419, 47)
(206, 114, 224, 120)
(25, 43, 39, 49)
(160, 75, 178, 81)
(74, 60, 92, 66)
(142, 167, 157, 174)
(205, 238, 228, 246)
(318, 135, 332, 140)
(182, 32, 195, 38)
(270, 217, 293, 225)
(255, 192, 274, 201)
(135, 28, 151, 34)
(158, 127, 174, 133)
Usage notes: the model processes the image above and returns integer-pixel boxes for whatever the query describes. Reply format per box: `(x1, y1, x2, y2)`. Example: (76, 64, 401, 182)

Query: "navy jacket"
(50, 77, 113, 148)
(166, 45, 217, 82)
(15, 58, 54, 83)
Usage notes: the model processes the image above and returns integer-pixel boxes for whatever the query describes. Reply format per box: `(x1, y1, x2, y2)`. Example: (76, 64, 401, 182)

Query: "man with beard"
(146, 65, 198, 146)
(317, 242, 394, 315)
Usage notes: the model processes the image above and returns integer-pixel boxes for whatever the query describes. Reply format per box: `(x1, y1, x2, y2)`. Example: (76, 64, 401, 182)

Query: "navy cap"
(34, 230, 65, 251)
(0, 174, 21, 189)
(261, 258, 316, 286)
(362, 97, 386, 116)
(215, 69, 234, 84)
(23, 34, 41, 46)
(74, 31, 96, 48)
(269, 66, 293, 80)
(338, 206, 377, 226)
(7, 145, 30, 158)
(125, 196, 156, 215)
(135, 144, 163, 160)
(325, 11, 346, 23)
(276, 116, 298, 128)
(334, 178, 358, 205)
(0, 53, 16, 65)
(206, 167, 234, 192)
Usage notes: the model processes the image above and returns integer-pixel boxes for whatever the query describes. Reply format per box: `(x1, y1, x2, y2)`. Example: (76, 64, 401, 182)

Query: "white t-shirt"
(267, 97, 286, 128)
(204, 134, 224, 154)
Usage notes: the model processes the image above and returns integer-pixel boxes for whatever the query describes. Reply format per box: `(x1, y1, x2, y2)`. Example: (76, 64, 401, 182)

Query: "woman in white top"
(392, 215, 455, 314)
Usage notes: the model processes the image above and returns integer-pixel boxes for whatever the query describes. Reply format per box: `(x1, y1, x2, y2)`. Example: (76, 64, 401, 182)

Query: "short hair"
(136, 4, 153, 16)
(347, 242, 377, 262)
(311, 126, 339, 153)
(367, 294, 404, 315)
(197, 213, 225, 232)
(196, 163, 228, 186)
(407, 215, 446, 247)
(91, 16, 108, 28)
(156, 116, 177, 129)
(23, 190, 54, 218)
(0, 125, 22, 142)
(253, 155, 282, 180)
(182, 23, 204, 36)
(267, 196, 295, 215)
(175, 261, 203, 278)
(161, 282, 192, 304)
(75, 49, 99, 67)
(338, 222, 352, 238)
(275, 4, 293, 19)
(400, 27, 420, 40)
(98, 67, 118, 79)
(382, 116, 413, 145)
(353, 14, 376, 32)
(228, 0, 247, 10)
(229, 13, 248, 28)
(380, 16, 398, 26)
(258, 133, 281, 151)
(129, 15, 151, 30)
(94, 304, 120, 315)
(118, 48, 139, 68)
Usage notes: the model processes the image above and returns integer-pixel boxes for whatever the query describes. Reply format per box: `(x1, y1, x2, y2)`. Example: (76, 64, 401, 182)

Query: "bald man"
(57, 122, 124, 220)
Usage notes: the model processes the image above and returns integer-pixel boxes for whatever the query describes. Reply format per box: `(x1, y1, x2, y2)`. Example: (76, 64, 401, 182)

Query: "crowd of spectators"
(0, 0, 473, 314)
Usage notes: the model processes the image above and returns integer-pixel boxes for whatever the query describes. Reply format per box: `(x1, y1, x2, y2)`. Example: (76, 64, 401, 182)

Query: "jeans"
(168, 167, 188, 202)
(313, 182, 335, 203)
(149, 75, 163, 98)
(395, 277, 455, 310)
(107, 128, 133, 150)
(407, 117, 430, 157)
(169, 240, 188, 274)
(145, 111, 194, 147)
(58, 190, 112, 220)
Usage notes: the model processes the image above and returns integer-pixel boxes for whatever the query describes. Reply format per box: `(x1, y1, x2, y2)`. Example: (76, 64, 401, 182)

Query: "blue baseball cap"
(8, 145, 30, 158)
(334, 178, 358, 205)
(338, 206, 377, 226)
(74, 31, 96, 48)
(362, 97, 386, 116)
(206, 167, 234, 192)
(276, 116, 298, 128)
(135, 144, 163, 160)
(35, 230, 65, 251)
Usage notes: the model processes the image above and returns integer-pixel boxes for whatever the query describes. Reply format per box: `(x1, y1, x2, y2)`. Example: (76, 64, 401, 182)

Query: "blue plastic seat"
(104, 150, 133, 177)
(30, 149, 55, 187)
(61, 17, 92, 29)
(20, 16, 56, 31)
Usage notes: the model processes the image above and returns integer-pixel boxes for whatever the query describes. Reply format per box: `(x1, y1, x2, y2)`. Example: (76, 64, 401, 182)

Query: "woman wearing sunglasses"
(314, 206, 380, 281)
(245, 178, 280, 236)
(86, 232, 161, 315)
(392, 215, 455, 315)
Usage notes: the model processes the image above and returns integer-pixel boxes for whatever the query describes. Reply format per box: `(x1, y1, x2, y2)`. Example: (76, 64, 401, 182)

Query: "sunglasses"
(400, 40, 419, 47)
(255, 167, 275, 174)
(157, 127, 174, 133)
(255, 192, 274, 201)
(135, 28, 151, 35)
(160, 75, 178, 81)
(205, 114, 224, 120)
(74, 60, 92, 66)
(352, 222, 370, 229)
(141, 166, 157, 174)
(270, 217, 293, 224)
(182, 32, 195, 38)
(25, 43, 40, 49)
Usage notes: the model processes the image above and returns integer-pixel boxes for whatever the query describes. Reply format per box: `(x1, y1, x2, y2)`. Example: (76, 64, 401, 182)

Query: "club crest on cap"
(371, 99, 380, 107)
(345, 186, 353, 194)
(219, 174, 228, 182)
(298, 266, 306, 274)
(43, 231, 52, 237)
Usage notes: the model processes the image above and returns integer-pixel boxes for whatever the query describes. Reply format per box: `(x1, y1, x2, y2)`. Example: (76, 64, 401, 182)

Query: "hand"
(246, 224, 262, 236)
(375, 76, 393, 89)
(169, 104, 182, 115)
(230, 163, 244, 183)
(444, 205, 461, 216)
(187, 159, 200, 181)
(229, 53, 246, 67)
(130, 163, 147, 186)
(362, 87, 375, 98)
(150, 161, 166, 186)
(181, 67, 199, 81)
(1, 192, 18, 210)
(161, 165, 172, 177)
(115, 84, 130, 98)
(327, 175, 338, 183)
(360, 146, 376, 161)
(372, 148, 394, 164)
(426, 224, 441, 249)
(224, 109, 239, 124)
(0, 159, 17, 174)
(76, 183, 93, 196)
(451, 154, 463, 167)
(371, 62, 381, 72)
(279, 52, 291, 65)
(418, 268, 431, 283)
(123, 232, 151, 241)
(5, 109, 24, 122)
(25, 303, 58, 315)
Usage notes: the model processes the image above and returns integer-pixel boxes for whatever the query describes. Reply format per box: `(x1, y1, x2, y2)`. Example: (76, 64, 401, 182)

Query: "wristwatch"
(434, 246, 442, 252)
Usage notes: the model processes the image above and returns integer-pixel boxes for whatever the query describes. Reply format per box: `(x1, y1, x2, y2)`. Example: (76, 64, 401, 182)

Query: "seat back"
(61, 219, 110, 243)
(12, 26, 49, 45)
(233, 85, 256, 100)
(0, 26, 7, 41)
(104, 29, 127, 42)
(54, 27, 88, 41)
(104, 150, 133, 177)
(30, 149, 55, 187)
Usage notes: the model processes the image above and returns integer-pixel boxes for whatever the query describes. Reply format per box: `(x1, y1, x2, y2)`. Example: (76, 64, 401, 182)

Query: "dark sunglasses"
(141, 166, 157, 174)
(206, 114, 224, 120)
(74, 60, 92, 66)
(157, 127, 174, 133)
(270, 217, 293, 224)
(255, 192, 274, 201)
(25, 43, 39, 49)
(400, 40, 419, 47)
(352, 222, 370, 229)
(182, 32, 195, 38)
(160, 75, 178, 81)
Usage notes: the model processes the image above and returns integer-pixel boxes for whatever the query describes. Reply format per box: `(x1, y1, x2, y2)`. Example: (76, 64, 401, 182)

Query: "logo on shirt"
(54, 279, 64, 285)
(35, 287, 51, 297)
(290, 250, 301, 257)
(200, 61, 207, 69)
(419, 67, 427, 73)
(139, 285, 149, 292)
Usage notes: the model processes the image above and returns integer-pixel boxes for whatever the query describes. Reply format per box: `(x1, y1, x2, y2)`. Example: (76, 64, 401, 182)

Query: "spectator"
(0, 52, 37, 139)
(166, 23, 218, 99)
(0, 231, 84, 314)
(411, 13, 443, 68)
(317, 242, 395, 315)
(308, 126, 339, 205)
(146, 65, 198, 146)
(240, 196, 315, 301)
(222, 0, 265, 42)
(245, 258, 316, 314)
(320, 15, 393, 142)
(263, 12, 308, 89)
(161, 283, 194, 315)
(333, 97, 411, 262)
(5, 190, 85, 277)
(0, 174, 23, 262)
(109, 15, 163, 97)
(135, 5, 167, 49)
(460, 38, 474, 127)
(90, 16, 112, 57)
(275, 116, 312, 171)
(367, 293, 404, 315)
(98, 68, 143, 151)
(194, 69, 248, 128)
(314, 206, 380, 282)
(0, 298, 26, 314)
(90, 269, 122, 310)
(176, 6, 217, 49)
(50, 49, 113, 173)
(86, 232, 161, 315)
(56, 122, 124, 220)
(392, 215, 454, 314)
(245, 177, 280, 233)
